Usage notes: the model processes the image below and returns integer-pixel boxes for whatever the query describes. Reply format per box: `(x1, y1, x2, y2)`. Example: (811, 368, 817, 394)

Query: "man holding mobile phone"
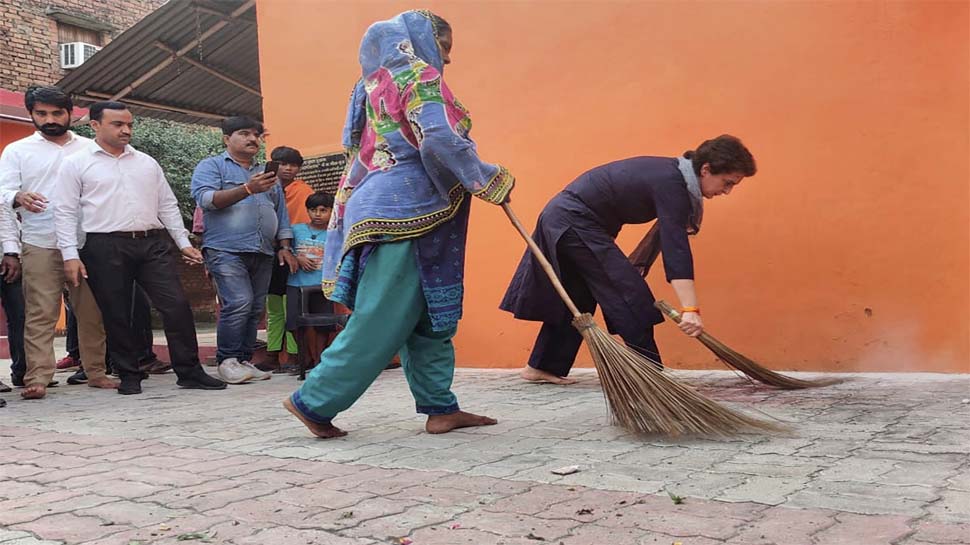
(191, 116, 297, 385)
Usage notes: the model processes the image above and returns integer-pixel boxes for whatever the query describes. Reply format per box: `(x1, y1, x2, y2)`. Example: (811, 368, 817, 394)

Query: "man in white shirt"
(0, 86, 116, 399)
(55, 101, 226, 395)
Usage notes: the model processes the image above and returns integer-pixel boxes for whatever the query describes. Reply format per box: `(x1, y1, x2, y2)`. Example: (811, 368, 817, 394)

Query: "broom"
(502, 203, 782, 436)
(629, 222, 839, 389)
(654, 301, 842, 389)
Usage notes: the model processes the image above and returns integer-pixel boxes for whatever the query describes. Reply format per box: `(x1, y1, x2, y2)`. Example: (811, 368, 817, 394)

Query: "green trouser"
(290, 240, 459, 424)
(266, 294, 297, 354)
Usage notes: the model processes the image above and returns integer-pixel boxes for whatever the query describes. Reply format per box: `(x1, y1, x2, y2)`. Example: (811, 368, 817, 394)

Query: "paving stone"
(450, 510, 576, 541)
(720, 475, 808, 505)
(814, 457, 898, 483)
(0, 480, 46, 500)
(300, 497, 422, 530)
(731, 505, 838, 544)
(388, 483, 505, 508)
(944, 470, 970, 492)
(904, 520, 970, 544)
(262, 484, 375, 511)
(341, 503, 467, 540)
(425, 474, 532, 497)
(0, 530, 33, 542)
(557, 523, 651, 545)
(926, 489, 970, 523)
(231, 526, 373, 545)
(19, 463, 118, 486)
(11, 512, 131, 543)
(879, 461, 962, 488)
(463, 454, 554, 478)
(409, 526, 545, 545)
(0, 490, 112, 526)
(53, 475, 171, 500)
(786, 488, 929, 516)
(73, 500, 193, 528)
(665, 471, 748, 498)
(483, 484, 582, 515)
(812, 512, 913, 544)
(1, 538, 65, 545)
(2, 369, 968, 545)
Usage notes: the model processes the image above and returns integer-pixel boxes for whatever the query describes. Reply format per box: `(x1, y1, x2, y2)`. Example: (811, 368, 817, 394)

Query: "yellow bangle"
(243, 184, 253, 195)
(680, 306, 701, 314)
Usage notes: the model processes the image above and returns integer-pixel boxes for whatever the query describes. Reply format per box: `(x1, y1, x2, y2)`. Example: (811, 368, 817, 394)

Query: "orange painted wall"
(256, 0, 969, 373)
(1, 120, 34, 150)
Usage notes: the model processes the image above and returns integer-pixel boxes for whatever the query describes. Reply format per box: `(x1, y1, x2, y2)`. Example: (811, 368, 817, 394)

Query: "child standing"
(284, 192, 336, 372)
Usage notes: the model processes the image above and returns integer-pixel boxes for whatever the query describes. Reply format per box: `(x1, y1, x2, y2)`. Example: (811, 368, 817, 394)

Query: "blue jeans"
(204, 249, 274, 362)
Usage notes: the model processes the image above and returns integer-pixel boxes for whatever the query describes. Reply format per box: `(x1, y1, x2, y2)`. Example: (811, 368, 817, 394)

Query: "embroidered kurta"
(324, 10, 513, 331)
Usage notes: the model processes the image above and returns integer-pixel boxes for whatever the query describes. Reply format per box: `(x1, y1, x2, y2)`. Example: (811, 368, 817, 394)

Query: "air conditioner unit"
(60, 42, 101, 69)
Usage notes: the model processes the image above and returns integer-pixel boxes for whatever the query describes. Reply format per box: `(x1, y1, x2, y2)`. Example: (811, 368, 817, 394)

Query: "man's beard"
(36, 122, 69, 137)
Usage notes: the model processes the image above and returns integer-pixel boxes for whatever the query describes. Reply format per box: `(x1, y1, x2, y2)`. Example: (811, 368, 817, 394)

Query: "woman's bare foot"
(88, 376, 120, 389)
(282, 398, 347, 439)
(426, 411, 497, 434)
(21, 385, 46, 399)
(520, 366, 577, 385)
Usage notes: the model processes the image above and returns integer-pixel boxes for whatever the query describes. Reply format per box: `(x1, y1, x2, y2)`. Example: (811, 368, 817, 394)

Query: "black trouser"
(67, 283, 154, 368)
(2, 277, 26, 380)
(527, 230, 662, 377)
(80, 232, 200, 380)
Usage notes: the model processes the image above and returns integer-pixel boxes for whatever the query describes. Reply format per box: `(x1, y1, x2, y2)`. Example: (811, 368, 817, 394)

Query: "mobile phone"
(264, 161, 280, 176)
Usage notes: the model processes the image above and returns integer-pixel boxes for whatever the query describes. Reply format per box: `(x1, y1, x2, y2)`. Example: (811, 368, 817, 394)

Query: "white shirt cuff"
(2, 241, 19, 254)
(173, 233, 192, 250)
(60, 247, 80, 261)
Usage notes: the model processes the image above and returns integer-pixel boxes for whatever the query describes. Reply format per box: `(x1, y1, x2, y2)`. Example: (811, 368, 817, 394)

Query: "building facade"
(255, 0, 968, 373)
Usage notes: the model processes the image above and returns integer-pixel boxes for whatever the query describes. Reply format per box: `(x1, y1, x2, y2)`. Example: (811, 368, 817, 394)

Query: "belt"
(92, 229, 165, 239)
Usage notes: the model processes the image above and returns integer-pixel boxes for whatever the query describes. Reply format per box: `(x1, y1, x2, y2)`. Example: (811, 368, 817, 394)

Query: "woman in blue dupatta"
(284, 11, 514, 438)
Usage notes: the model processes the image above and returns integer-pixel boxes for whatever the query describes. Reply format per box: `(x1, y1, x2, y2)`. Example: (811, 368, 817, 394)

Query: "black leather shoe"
(0, 379, 11, 393)
(67, 369, 88, 385)
(118, 376, 143, 395)
(176, 369, 227, 390)
(0, 398, 6, 407)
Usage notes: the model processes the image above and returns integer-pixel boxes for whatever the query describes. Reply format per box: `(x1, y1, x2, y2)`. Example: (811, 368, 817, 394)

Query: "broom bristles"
(574, 314, 785, 437)
(654, 301, 842, 389)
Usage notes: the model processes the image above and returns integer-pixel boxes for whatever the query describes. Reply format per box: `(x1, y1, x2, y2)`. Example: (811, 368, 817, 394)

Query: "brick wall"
(0, 0, 164, 92)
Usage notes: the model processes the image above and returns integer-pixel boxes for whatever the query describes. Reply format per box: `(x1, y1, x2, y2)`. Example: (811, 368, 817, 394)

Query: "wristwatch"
(3, 253, 18, 258)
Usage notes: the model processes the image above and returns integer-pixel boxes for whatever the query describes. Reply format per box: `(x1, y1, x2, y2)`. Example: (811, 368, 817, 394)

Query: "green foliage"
(73, 119, 225, 226)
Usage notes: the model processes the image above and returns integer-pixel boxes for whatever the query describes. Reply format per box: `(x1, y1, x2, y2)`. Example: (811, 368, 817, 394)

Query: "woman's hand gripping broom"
(654, 301, 841, 389)
(502, 203, 782, 436)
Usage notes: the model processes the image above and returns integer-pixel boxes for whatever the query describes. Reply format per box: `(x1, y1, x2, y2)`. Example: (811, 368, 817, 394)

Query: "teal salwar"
(291, 240, 459, 424)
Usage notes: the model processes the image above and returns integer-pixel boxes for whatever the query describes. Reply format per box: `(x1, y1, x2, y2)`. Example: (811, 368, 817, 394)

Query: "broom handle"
(502, 203, 583, 318)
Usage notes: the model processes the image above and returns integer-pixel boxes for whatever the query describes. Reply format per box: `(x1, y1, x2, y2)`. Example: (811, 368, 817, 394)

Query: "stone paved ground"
(1, 365, 968, 545)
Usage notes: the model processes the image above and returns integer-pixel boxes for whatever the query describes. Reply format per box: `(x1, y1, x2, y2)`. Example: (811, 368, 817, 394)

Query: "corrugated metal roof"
(56, 0, 260, 126)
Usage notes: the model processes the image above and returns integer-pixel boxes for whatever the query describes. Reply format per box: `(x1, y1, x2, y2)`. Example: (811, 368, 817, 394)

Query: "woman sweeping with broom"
(283, 11, 514, 438)
(501, 135, 755, 385)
